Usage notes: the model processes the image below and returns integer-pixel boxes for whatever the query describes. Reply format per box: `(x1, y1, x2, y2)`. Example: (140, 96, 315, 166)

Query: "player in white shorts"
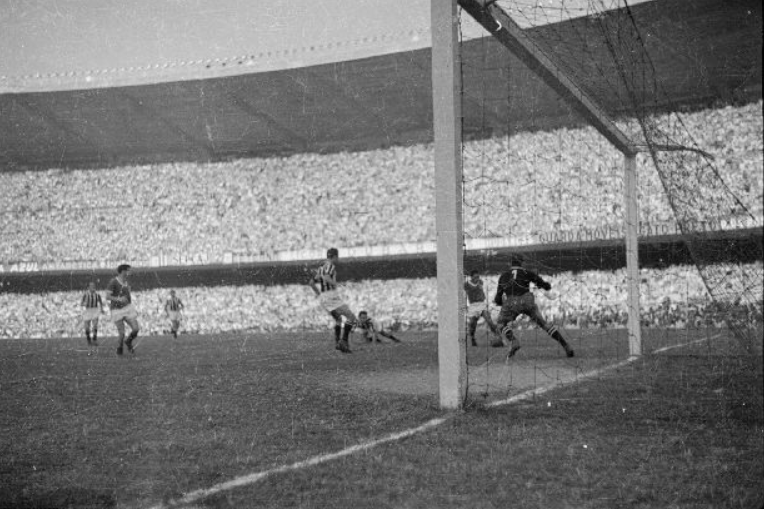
(309, 247, 356, 353)
(464, 270, 499, 346)
(164, 290, 184, 338)
(80, 281, 105, 354)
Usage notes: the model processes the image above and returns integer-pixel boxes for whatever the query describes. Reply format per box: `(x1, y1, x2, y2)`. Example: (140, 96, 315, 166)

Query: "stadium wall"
(1, 229, 760, 294)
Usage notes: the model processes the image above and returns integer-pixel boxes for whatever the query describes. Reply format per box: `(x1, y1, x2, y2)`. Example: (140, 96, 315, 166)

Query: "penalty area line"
(150, 334, 718, 508)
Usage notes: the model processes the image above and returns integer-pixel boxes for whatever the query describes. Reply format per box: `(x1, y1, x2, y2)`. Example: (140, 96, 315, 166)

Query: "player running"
(357, 311, 401, 343)
(164, 290, 184, 338)
(106, 264, 140, 355)
(80, 281, 105, 355)
(493, 255, 574, 358)
(464, 270, 499, 346)
(309, 247, 356, 353)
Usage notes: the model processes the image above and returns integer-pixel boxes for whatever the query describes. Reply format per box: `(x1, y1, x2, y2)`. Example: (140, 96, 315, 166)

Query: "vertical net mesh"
(457, 0, 762, 404)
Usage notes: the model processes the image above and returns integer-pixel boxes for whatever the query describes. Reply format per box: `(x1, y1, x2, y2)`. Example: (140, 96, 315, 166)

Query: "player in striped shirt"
(106, 264, 140, 355)
(80, 281, 105, 354)
(464, 270, 499, 346)
(309, 247, 356, 353)
(164, 290, 184, 338)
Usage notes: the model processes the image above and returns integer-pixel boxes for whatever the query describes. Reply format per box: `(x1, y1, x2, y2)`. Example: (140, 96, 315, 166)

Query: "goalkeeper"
(493, 255, 574, 358)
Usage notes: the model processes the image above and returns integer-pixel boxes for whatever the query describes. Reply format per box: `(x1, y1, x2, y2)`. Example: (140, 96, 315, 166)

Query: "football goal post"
(432, 0, 644, 409)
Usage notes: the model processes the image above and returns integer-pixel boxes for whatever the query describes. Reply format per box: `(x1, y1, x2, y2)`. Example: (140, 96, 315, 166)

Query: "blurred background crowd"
(1, 262, 761, 340)
(0, 101, 761, 265)
(0, 101, 761, 339)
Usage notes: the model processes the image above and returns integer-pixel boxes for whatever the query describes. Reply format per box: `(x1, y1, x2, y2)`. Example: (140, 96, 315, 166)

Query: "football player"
(494, 255, 574, 358)
(464, 270, 499, 346)
(357, 311, 401, 343)
(309, 248, 356, 353)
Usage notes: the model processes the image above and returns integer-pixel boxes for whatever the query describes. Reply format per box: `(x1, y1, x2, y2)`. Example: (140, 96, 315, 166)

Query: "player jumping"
(493, 255, 574, 358)
(357, 311, 402, 343)
(106, 264, 140, 355)
(80, 281, 105, 355)
(464, 270, 499, 346)
(164, 290, 184, 338)
(309, 248, 356, 353)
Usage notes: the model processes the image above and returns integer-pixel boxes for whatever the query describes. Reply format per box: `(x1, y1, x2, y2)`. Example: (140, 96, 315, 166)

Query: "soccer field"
(1, 328, 762, 508)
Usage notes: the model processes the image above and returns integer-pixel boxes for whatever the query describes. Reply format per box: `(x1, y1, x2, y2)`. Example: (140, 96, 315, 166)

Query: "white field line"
(149, 334, 717, 509)
(147, 417, 448, 509)
(486, 334, 720, 408)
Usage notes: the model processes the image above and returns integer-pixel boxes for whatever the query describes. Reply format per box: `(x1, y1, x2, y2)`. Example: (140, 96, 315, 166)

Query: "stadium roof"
(0, 0, 760, 169)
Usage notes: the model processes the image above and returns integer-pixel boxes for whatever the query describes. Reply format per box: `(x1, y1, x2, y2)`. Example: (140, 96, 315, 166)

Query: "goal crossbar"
(458, 0, 638, 157)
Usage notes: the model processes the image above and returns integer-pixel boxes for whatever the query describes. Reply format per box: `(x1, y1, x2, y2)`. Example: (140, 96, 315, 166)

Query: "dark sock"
(342, 324, 353, 341)
(334, 325, 342, 342)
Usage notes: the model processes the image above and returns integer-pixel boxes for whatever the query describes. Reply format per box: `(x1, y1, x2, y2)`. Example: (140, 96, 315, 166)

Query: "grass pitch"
(1, 328, 761, 508)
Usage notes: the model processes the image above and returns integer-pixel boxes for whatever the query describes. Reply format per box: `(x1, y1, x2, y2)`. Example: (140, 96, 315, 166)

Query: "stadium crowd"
(0, 101, 761, 340)
(0, 101, 761, 265)
(0, 263, 760, 340)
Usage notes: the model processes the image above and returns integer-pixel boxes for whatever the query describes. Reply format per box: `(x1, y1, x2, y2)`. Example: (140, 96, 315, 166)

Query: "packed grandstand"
(0, 101, 761, 266)
(0, 100, 761, 340)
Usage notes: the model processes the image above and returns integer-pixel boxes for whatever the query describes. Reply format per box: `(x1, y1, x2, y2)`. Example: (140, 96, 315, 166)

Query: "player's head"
(87, 281, 96, 291)
(359, 310, 368, 319)
(510, 254, 524, 266)
(170, 290, 176, 296)
(469, 269, 480, 282)
(117, 264, 132, 275)
(327, 247, 339, 261)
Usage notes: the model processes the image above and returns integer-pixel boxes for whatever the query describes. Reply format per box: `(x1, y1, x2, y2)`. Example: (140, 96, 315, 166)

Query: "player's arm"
(494, 273, 508, 306)
(530, 270, 552, 291)
(308, 272, 321, 296)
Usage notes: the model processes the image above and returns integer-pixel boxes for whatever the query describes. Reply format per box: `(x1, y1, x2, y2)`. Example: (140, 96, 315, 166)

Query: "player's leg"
(336, 306, 356, 352)
(329, 310, 343, 348)
(115, 319, 126, 355)
(481, 309, 499, 336)
(91, 317, 99, 346)
(328, 306, 355, 353)
(497, 299, 521, 355)
(527, 305, 574, 358)
(467, 315, 479, 346)
(83, 318, 92, 345)
(380, 330, 401, 342)
(124, 315, 140, 353)
(171, 315, 180, 338)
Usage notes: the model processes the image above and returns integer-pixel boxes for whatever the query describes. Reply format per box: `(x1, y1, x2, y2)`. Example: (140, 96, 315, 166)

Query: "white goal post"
(431, 0, 643, 410)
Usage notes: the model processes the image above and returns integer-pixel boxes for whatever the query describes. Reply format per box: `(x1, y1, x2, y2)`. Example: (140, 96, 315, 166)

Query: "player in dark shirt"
(464, 270, 499, 346)
(106, 264, 140, 355)
(493, 255, 574, 358)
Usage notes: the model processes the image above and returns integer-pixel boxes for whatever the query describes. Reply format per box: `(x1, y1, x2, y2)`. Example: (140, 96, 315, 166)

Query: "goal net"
(450, 0, 763, 405)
